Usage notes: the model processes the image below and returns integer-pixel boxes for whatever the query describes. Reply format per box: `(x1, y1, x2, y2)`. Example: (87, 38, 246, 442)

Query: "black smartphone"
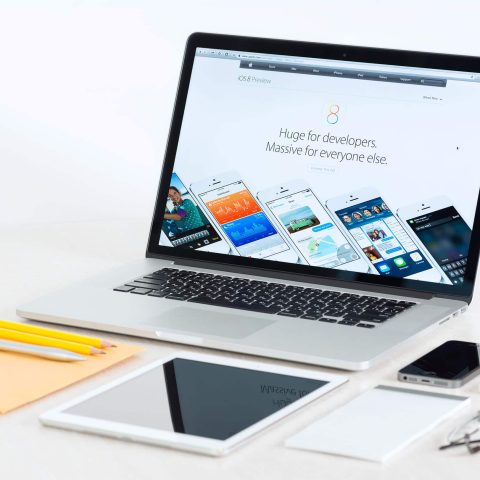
(398, 340, 480, 388)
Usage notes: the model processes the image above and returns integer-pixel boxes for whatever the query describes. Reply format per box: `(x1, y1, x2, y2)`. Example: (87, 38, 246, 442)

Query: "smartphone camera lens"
(403, 376, 407, 380)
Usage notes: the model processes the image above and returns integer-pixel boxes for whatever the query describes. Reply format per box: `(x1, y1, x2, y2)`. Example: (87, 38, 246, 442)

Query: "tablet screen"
(64, 358, 327, 440)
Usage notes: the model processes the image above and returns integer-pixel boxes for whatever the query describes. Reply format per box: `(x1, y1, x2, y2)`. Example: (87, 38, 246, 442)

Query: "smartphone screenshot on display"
(157, 45, 480, 285)
(192, 179, 293, 260)
(262, 187, 366, 271)
(403, 206, 471, 285)
(332, 195, 438, 279)
(161, 173, 226, 251)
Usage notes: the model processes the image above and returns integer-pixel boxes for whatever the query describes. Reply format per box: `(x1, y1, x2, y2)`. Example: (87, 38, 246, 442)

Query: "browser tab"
(420, 78, 447, 87)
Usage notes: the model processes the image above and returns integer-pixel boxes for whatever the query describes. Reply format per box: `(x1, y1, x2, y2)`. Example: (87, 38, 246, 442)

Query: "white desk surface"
(1, 220, 480, 479)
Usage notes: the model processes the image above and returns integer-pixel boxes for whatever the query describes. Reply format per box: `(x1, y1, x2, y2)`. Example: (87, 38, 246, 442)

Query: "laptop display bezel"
(146, 32, 480, 302)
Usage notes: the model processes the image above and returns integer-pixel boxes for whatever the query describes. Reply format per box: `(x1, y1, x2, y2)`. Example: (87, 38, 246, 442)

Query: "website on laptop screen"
(158, 47, 480, 286)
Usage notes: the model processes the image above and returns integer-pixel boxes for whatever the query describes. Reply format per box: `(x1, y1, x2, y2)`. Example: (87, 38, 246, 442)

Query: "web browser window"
(158, 47, 480, 285)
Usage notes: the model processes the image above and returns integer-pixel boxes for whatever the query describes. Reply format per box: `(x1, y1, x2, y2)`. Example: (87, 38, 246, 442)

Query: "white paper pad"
(286, 385, 469, 462)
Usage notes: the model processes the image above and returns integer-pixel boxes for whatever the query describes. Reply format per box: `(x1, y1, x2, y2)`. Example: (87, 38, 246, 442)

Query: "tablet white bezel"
(39, 351, 347, 456)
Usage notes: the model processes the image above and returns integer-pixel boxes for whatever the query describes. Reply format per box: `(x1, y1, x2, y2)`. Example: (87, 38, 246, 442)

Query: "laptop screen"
(157, 46, 480, 287)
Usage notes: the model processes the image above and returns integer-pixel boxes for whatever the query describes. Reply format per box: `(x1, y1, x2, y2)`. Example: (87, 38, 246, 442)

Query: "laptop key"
(114, 285, 134, 292)
(130, 288, 151, 295)
(277, 311, 299, 317)
(317, 317, 337, 323)
(357, 323, 375, 328)
(126, 281, 156, 289)
(338, 320, 359, 325)
(278, 308, 304, 317)
(165, 294, 188, 301)
(148, 290, 168, 297)
(344, 314, 388, 323)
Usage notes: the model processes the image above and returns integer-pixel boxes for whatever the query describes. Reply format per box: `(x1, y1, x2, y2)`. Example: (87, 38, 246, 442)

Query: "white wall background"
(2, 0, 480, 228)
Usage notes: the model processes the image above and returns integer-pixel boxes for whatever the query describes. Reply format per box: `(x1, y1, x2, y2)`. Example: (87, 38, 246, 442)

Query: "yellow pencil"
(0, 328, 105, 356)
(0, 320, 115, 348)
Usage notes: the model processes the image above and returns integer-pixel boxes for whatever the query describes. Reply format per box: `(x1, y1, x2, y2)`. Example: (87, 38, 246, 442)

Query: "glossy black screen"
(399, 340, 480, 380)
(65, 358, 326, 440)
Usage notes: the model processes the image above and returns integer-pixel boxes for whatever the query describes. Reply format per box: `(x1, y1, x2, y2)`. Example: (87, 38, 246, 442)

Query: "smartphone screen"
(335, 197, 433, 277)
(161, 173, 223, 249)
(399, 341, 480, 380)
(197, 181, 290, 258)
(406, 206, 471, 285)
(265, 188, 361, 268)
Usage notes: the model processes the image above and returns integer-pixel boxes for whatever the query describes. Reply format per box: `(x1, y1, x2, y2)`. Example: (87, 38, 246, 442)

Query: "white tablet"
(40, 351, 347, 456)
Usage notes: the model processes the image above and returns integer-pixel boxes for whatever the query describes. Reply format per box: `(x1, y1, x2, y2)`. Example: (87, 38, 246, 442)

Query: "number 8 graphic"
(327, 104, 340, 124)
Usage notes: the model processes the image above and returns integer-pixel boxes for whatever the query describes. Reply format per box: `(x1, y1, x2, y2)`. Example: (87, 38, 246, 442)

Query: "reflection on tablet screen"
(65, 358, 327, 440)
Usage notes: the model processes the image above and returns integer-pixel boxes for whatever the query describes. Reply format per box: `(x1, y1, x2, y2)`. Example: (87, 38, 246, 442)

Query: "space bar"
(188, 296, 279, 314)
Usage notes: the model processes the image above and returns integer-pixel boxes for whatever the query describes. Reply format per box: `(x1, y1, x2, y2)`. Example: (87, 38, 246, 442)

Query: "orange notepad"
(0, 343, 143, 413)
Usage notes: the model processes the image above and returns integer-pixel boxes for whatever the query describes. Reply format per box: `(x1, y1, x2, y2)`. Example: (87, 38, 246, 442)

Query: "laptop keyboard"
(114, 268, 417, 329)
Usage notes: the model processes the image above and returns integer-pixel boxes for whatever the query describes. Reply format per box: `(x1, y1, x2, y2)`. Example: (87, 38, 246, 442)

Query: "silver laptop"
(18, 33, 480, 371)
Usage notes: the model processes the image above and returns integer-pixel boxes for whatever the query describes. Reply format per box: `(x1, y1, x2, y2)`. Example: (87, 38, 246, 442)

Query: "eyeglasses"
(439, 411, 480, 454)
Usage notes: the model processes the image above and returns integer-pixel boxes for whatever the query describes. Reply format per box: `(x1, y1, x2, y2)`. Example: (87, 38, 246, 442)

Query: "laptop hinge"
(172, 258, 433, 300)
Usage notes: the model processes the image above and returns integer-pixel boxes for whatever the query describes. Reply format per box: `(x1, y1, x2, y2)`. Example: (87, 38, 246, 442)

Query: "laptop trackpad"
(147, 306, 275, 339)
